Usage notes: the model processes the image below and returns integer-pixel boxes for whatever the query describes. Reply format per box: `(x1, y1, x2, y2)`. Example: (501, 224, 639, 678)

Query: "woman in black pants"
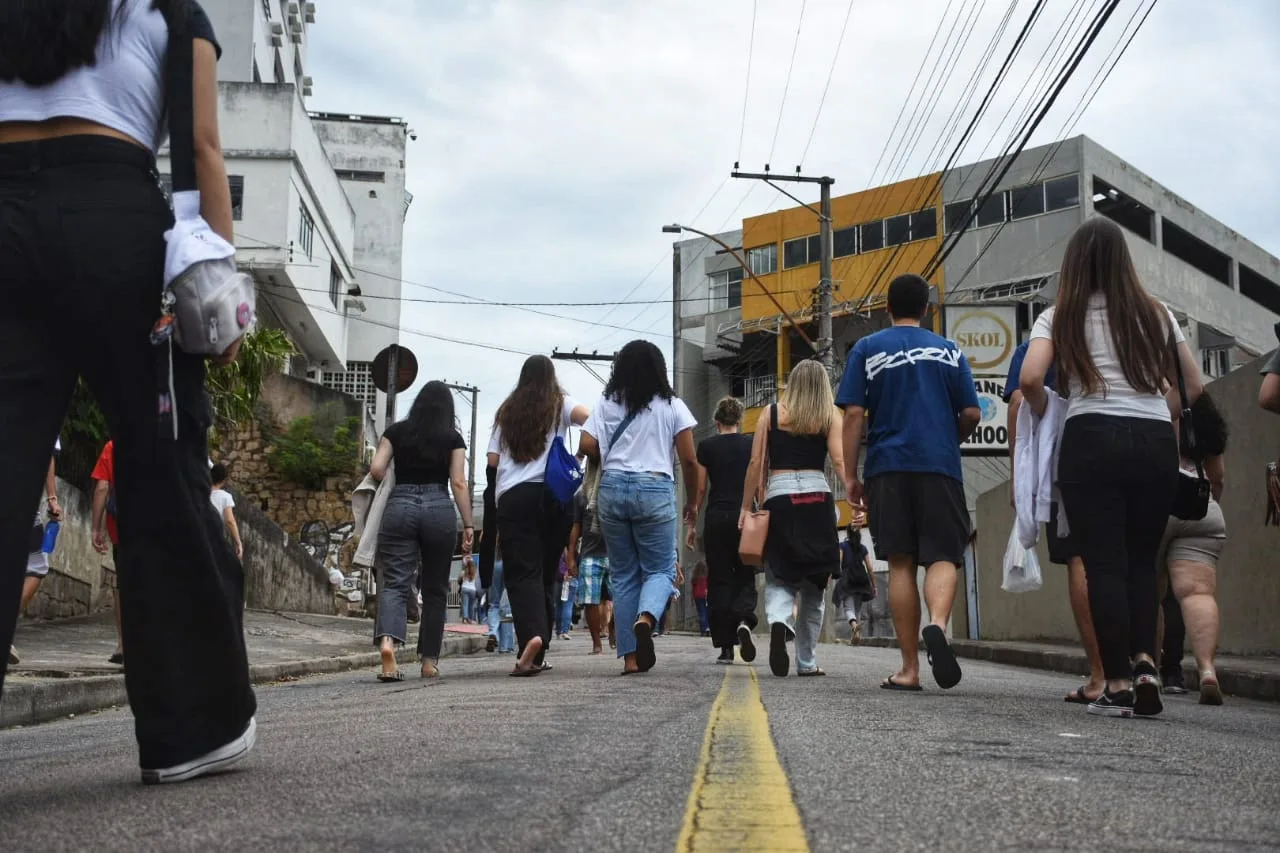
(1021, 217, 1203, 719)
(369, 382, 475, 681)
(686, 396, 758, 664)
(0, 0, 256, 783)
(485, 356, 588, 676)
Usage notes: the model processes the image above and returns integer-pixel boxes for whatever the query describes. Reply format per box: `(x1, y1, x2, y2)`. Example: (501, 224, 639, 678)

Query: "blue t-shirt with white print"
(835, 325, 979, 482)
(1002, 341, 1056, 402)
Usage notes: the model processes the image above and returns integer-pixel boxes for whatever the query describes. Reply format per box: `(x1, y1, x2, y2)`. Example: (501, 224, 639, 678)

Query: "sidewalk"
(856, 636, 1280, 702)
(2, 610, 488, 728)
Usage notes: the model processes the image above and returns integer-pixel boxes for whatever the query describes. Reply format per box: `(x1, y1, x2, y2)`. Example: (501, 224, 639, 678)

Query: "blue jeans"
(375, 484, 456, 660)
(598, 471, 677, 659)
(461, 589, 477, 621)
(486, 561, 516, 652)
(557, 577, 578, 634)
(696, 597, 710, 633)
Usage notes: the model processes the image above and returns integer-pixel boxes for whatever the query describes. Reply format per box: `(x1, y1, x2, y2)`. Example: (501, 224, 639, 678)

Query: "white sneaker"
(141, 717, 257, 785)
(7, 645, 18, 665)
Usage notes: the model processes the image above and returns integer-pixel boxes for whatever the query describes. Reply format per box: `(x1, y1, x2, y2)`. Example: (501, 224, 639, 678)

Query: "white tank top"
(0, 1, 218, 153)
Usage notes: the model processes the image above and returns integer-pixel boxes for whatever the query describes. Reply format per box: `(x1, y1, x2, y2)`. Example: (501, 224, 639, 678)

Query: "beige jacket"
(352, 461, 395, 568)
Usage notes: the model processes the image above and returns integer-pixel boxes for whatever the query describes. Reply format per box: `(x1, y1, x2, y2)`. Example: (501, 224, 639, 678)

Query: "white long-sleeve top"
(1014, 391, 1069, 549)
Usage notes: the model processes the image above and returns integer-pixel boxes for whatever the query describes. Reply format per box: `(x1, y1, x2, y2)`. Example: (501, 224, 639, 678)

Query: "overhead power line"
(767, 0, 807, 165)
(798, 0, 857, 167)
(737, 0, 758, 163)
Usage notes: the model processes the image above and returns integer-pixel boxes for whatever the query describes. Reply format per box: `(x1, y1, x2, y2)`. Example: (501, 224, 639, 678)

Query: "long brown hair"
(495, 355, 564, 464)
(1052, 217, 1172, 397)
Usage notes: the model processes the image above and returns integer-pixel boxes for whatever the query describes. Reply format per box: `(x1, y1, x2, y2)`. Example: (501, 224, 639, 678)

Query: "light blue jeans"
(598, 470, 677, 659)
(486, 561, 516, 652)
(557, 577, 578, 635)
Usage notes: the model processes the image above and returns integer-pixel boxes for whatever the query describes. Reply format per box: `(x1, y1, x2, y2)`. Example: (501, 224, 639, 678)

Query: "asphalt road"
(2, 635, 1278, 852)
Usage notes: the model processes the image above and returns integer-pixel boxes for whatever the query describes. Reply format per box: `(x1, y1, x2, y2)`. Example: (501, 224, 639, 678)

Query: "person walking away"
(0, 0, 258, 784)
(1258, 324, 1280, 414)
(555, 550, 576, 639)
(838, 274, 981, 692)
(1159, 586, 1187, 694)
(459, 559, 479, 624)
(834, 515, 876, 645)
(9, 444, 61, 666)
(369, 381, 475, 681)
(484, 539, 517, 654)
(209, 464, 243, 560)
(692, 560, 710, 637)
(568, 472, 610, 654)
(1005, 341, 1105, 704)
(1020, 217, 1203, 719)
(686, 396, 758, 664)
(90, 440, 126, 666)
(1158, 392, 1228, 705)
(579, 340, 698, 675)
(486, 355, 589, 676)
(743, 359, 847, 678)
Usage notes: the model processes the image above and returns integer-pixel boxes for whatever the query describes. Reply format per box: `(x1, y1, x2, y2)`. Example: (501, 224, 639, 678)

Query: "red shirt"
(693, 577, 708, 599)
(90, 441, 118, 545)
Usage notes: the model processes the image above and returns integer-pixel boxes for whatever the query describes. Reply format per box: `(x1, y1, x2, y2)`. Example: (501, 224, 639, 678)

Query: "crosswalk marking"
(676, 667, 809, 852)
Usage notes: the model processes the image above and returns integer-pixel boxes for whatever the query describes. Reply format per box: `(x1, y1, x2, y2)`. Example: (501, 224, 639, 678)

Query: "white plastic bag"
(1001, 527, 1042, 593)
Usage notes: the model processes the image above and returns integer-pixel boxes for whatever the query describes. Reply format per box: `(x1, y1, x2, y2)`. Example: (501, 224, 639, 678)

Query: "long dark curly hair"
(604, 340, 674, 415)
(495, 355, 564, 463)
(1185, 391, 1228, 463)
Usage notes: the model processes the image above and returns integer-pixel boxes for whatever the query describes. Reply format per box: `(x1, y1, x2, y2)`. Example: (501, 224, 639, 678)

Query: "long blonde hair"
(779, 360, 834, 436)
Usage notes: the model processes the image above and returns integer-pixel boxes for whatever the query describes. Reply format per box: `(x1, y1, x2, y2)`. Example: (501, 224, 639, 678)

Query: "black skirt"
(763, 491, 839, 585)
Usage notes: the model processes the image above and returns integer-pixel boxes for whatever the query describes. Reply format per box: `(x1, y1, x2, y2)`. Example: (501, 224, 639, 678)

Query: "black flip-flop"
(509, 665, 541, 678)
(921, 625, 962, 689)
(108, 652, 124, 666)
(880, 676, 922, 692)
(634, 620, 656, 672)
(619, 668, 641, 676)
(377, 670, 404, 682)
(1065, 686, 1097, 704)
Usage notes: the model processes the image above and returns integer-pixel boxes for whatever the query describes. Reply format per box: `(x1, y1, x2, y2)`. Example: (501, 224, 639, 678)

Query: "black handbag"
(1169, 337, 1210, 521)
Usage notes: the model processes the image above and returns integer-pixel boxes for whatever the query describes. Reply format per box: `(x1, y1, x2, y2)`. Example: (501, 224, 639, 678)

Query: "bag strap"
(604, 410, 638, 464)
(1169, 329, 1206, 479)
(753, 405, 774, 509)
(161, 5, 197, 193)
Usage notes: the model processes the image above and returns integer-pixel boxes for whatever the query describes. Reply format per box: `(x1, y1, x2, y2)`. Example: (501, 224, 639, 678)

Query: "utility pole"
(444, 382, 480, 498)
(730, 168, 836, 375)
(550, 349, 617, 363)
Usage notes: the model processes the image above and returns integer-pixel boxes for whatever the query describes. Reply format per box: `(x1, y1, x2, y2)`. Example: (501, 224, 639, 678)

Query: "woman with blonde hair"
(687, 395, 758, 663)
(741, 359, 849, 677)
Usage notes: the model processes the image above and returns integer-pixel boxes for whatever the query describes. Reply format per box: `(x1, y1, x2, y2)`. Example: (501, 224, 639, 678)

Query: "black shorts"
(866, 472, 969, 568)
(1045, 502, 1077, 566)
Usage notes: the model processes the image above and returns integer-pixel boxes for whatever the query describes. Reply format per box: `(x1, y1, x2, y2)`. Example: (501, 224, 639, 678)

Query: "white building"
(159, 0, 410, 424)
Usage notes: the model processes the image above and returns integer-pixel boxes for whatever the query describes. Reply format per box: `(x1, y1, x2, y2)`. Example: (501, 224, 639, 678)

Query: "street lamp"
(661, 224, 813, 348)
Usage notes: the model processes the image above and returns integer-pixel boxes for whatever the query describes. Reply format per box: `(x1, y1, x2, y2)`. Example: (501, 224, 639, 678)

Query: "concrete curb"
(1, 634, 488, 729)
(853, 637, 1278, 702)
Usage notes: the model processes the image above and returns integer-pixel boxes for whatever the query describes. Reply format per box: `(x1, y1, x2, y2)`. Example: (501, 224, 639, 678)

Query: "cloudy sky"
(305, 0, 1280, 448)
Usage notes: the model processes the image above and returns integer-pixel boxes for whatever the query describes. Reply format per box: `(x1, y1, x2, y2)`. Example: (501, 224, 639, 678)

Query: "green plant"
(267, 406, 361, 489)
(207, 328, 295, 431)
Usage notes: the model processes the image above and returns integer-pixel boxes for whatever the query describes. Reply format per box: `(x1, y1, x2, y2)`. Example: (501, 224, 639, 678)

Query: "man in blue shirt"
(1004, 339, 1104, 702)
(838, 274, 980, 692)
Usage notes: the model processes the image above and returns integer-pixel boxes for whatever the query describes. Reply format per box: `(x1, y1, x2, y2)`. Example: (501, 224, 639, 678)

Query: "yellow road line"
(675, 667, 809, 852)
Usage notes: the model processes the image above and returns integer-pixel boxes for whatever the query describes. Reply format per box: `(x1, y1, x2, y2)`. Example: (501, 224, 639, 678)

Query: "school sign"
(944, 306, 1016, 454)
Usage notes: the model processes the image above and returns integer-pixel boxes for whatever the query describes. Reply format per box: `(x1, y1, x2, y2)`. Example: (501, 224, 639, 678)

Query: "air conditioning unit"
(301, 75, 313, 87)
(302, 85, 313, 97)
(270, 33, 282, 46)
(290, 29, 302, 43)
(303, 2, 316, 23)
(288, 14, 302, 32)
(286, 1, 300, 13)
(270, 21, 283, 35)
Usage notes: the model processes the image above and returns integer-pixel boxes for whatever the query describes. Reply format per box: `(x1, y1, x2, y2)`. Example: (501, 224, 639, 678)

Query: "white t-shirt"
(583, 395, 697, 478)
(1031, 297, 1185, 422)
(210, 489, 235, 516)
(487, 396, 582, 502)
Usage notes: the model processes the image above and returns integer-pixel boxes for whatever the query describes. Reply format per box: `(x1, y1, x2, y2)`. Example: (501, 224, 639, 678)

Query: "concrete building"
(672, 135, 1280, 617)
(159, 0, 410, 425)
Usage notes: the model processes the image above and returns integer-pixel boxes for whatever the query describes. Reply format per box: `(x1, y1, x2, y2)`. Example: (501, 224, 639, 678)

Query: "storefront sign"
(944, 305, 1017, 377)
(962, 375, 1009, 453)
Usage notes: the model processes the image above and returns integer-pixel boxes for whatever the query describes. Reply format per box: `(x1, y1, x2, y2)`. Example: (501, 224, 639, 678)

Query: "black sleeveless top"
(766, 405, 827, 470)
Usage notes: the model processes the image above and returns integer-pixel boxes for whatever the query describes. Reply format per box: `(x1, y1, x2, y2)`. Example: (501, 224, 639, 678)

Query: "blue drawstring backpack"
(545, 412, 583, 507)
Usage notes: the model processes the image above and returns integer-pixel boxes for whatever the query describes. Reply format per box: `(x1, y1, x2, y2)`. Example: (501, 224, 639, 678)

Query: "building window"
(944, 200, 971, 233)
(782, 234, 822, 269)
(833, 226, 857, 258)
(1044, 174, 1079, 211)
(1240, 263, 1280, 315)
(974, 193, 1006, 227)
(911, 207, 938, 240)
(1092, 177, 1153, 242)
(1201, 348, 1231, 379)
(860, 220, 884, 252)
(298, 202, 314, 260)
(708, 268, 743, 312)
(1162, 219, 1230, 286)
(1009, 184, 1046, 220)
(334, 169, 386, 182)
(747, 244, 777, 276)
(329, 262, 342, 308)
(228, 175, 244, 220)
(885, 213, 911, 247)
